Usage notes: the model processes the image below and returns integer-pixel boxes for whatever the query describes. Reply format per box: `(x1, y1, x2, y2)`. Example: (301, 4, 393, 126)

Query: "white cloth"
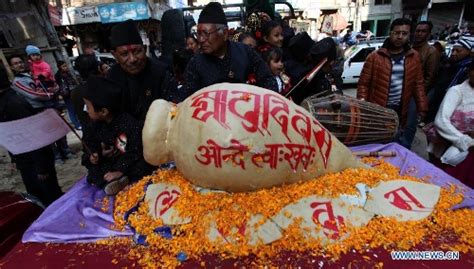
(440, 145, 469, 166)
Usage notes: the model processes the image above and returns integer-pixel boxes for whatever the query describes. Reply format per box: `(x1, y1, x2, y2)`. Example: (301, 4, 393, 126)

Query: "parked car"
(341, 39, 453, 85)
(341, 40, 384, 85)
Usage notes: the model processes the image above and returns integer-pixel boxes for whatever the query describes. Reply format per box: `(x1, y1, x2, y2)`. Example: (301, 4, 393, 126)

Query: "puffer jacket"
(357, 47, 428, 127)
(30, 60, 55, 83)
(413, 42, 440, 91)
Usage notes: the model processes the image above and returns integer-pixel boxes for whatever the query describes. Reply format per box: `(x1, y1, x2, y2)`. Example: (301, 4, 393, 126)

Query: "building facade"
(47, 0, 177, 54)
(286, 0, 402, 37)
(0, 0, 63, 76)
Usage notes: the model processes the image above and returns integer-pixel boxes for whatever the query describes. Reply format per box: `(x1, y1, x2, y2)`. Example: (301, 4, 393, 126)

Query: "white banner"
(0, 109, 71, 154)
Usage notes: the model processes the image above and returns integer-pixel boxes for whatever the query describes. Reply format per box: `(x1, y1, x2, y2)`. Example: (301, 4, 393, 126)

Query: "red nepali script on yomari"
(311, 201, 346, 240)
(384, 187, 429, 212)
(217, 220, 247, 239)
(154, 189, 181, 217)
(195, 138, 319, 171)
(190, 90, 332, 167)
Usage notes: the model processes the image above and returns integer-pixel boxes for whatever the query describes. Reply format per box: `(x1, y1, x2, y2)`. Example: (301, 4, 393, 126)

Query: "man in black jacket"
(107, 19, 168, 122)
(184, 2, 277, 94)
(285, 34, 340, 104)
(0, 68, 62, 206)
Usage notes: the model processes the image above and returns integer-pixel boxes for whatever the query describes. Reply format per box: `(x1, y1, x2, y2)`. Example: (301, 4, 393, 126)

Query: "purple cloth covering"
(22, 143, 473, 243)
(22, 178, 133, 243)
(351, 143, 474, 209)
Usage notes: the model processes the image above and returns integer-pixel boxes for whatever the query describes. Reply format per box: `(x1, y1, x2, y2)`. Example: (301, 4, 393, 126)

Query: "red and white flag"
(0, 109, 71, 154)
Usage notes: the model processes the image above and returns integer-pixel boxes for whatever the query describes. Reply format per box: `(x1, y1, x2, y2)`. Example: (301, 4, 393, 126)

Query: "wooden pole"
(0, 49, 14, 81)
(353, 151, 396, 157)
(57, 112, 93, 156)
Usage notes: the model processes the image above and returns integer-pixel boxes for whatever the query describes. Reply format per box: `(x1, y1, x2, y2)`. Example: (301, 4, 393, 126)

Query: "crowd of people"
(0, 2, 472, 207)
(357, 18, 473, 187)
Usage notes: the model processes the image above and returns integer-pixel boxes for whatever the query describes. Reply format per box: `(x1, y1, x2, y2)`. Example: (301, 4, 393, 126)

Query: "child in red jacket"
(25, 45, 57, 89)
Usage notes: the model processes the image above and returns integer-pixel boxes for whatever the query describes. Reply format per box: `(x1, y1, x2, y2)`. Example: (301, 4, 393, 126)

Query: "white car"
(341, 40, 452, 85)
(341, 41, 383, 85)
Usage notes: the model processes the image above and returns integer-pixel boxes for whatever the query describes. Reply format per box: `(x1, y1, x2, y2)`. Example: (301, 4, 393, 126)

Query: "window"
(376, 19, 391, 36)
(375, 0, 391, 5)
(351, 48, 376, 63)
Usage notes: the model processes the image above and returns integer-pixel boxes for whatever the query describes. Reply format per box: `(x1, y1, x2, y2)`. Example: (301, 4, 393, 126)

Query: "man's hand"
(89, 153, 99, 164)
(104, 171, 124, 182)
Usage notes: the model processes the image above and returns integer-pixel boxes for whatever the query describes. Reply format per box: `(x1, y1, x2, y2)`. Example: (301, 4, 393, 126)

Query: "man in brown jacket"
(413, 21, 440, 91)
(357, 18, 428, 148)
(403, 21, 441, 146)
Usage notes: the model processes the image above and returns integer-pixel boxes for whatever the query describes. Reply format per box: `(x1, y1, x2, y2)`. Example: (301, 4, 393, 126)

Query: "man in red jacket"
(357, 18, 428, 148)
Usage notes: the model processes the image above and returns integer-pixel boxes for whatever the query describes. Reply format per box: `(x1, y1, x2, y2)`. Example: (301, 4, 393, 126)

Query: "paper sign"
(0, 109, 70, 154)
(145, 183, 191, 225)
(364, 180, 440, 221)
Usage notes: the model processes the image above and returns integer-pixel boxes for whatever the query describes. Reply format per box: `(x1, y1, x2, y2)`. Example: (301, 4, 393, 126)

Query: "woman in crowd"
(427, 59, 474, 188)
(185, 36, 200, 54)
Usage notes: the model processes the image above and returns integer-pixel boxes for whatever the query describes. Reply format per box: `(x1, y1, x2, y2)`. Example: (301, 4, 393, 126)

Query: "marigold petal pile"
(99, 159, 473, 268)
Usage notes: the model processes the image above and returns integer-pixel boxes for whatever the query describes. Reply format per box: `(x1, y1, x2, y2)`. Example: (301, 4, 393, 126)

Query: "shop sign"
(98, 1, 150, 24)
(168, 0, 186, 9)
(61, 6, 100, 25)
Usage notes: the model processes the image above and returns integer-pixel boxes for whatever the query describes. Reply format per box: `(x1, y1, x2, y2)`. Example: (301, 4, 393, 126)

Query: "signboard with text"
(61, 6, 100, 25)
(98, 1, 150, 24)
